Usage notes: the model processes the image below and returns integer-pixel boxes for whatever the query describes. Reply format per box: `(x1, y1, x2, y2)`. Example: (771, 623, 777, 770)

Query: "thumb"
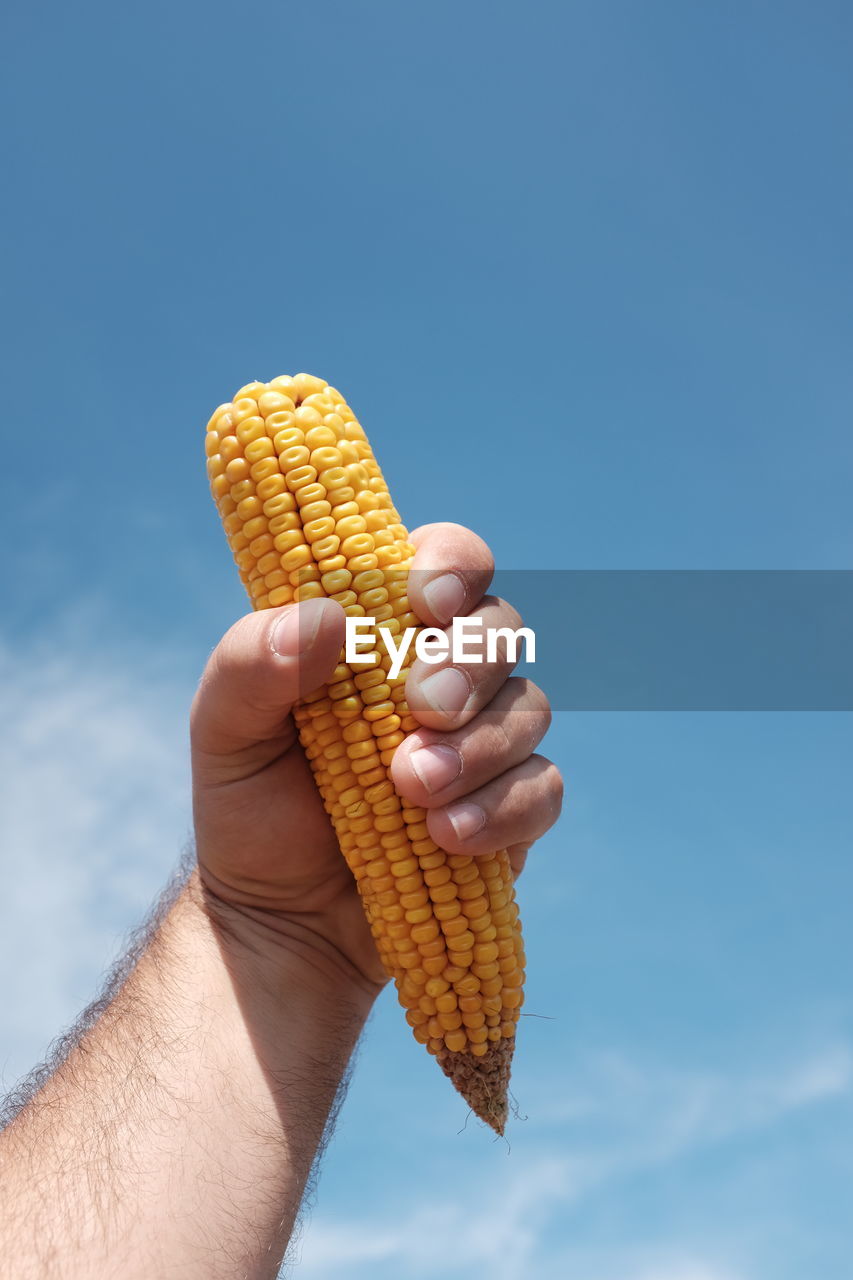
(191, 597, 346, 758)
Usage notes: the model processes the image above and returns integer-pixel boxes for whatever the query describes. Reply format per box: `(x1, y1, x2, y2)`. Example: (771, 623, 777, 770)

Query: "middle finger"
(404, 595, 524, 732)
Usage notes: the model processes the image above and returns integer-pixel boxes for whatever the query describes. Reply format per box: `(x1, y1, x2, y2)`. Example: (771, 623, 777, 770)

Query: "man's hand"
(192, 522, 562, 991)
(1, 521, 562, 1279)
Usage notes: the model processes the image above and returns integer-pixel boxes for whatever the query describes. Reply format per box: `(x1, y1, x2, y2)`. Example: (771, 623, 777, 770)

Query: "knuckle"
(211, 616, 250, 681)
(547, 763, 565, 816)
(500, 678, 550, 757)
(426, 809, 463, 854)
(533, 681, 553, 728)
(483, 594, 523, 633)
(412, 523, 494, 587)
(518, 677, 552, 735)
(486, 717, 513, 763)
(191, 628, 241, 736)
(443, 523, 494, 572)
(529, 754, 564, 815)
(189, 682, 205, 740)
(195, 613, 274, 721)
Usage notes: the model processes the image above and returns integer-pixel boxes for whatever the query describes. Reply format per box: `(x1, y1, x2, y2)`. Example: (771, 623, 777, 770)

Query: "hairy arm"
(0, 867, 376, 1280)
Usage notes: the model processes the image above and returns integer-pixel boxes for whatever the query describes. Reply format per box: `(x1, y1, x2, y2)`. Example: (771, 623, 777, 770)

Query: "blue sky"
(2, 3, 852, 1277)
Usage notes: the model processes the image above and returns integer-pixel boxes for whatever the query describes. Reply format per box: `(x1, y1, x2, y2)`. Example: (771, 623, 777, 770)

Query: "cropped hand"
(191, 522, 562, 991)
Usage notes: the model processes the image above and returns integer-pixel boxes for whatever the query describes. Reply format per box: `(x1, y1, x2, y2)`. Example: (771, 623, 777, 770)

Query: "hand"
(191, 523, 563, 993)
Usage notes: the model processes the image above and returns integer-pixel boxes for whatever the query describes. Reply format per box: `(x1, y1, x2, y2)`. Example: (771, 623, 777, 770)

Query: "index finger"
(407, 522, 494, 626)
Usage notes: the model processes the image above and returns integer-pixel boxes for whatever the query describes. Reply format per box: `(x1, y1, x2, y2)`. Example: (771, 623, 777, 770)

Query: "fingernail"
(418, 666, 470, 719)
(446, 801, 486, 842)
(423, 572, 467, 624)
(409, 744, 462, 794)
(271, 600, 324, 657)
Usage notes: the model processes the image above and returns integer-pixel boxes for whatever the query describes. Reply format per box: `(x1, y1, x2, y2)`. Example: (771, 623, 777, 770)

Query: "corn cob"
(204, 373, 525, 1132)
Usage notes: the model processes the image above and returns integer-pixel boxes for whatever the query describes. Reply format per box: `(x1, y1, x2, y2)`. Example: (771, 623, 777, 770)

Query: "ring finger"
(391, 678, 551, 808)
(425, 754, 564, 858)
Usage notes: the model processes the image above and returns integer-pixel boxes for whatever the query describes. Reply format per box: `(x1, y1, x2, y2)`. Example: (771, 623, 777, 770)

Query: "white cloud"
(775, 1044, 853, 1107)
(584, 1259, 747, 1280)
(633, 1267, 743, 1280)
(292, 1156, 574, 1280)
(524, 1041, 853, 1172)
(0, 622, 194, 1085)
(295, 1158, 751, 1280)
(292, 1042, 852, 1280)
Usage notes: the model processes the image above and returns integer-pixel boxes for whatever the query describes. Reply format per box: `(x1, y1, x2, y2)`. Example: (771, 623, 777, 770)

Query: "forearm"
(0, 870, 376, 1279)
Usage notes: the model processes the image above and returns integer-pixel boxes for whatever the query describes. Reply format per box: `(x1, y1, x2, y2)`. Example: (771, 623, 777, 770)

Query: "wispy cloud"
(526, 1042, 853, 1168)
(598, 1261, 747, 1280)
(296, 1160, 751, 1280)
(294, 1043, 851, 1279)
(292, 1156, 574, 1280)
(0, 619, 193, 1084)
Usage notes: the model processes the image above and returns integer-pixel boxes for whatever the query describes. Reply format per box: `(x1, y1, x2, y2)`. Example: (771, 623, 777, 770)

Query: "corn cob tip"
(437, 1039, 514, 1135)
